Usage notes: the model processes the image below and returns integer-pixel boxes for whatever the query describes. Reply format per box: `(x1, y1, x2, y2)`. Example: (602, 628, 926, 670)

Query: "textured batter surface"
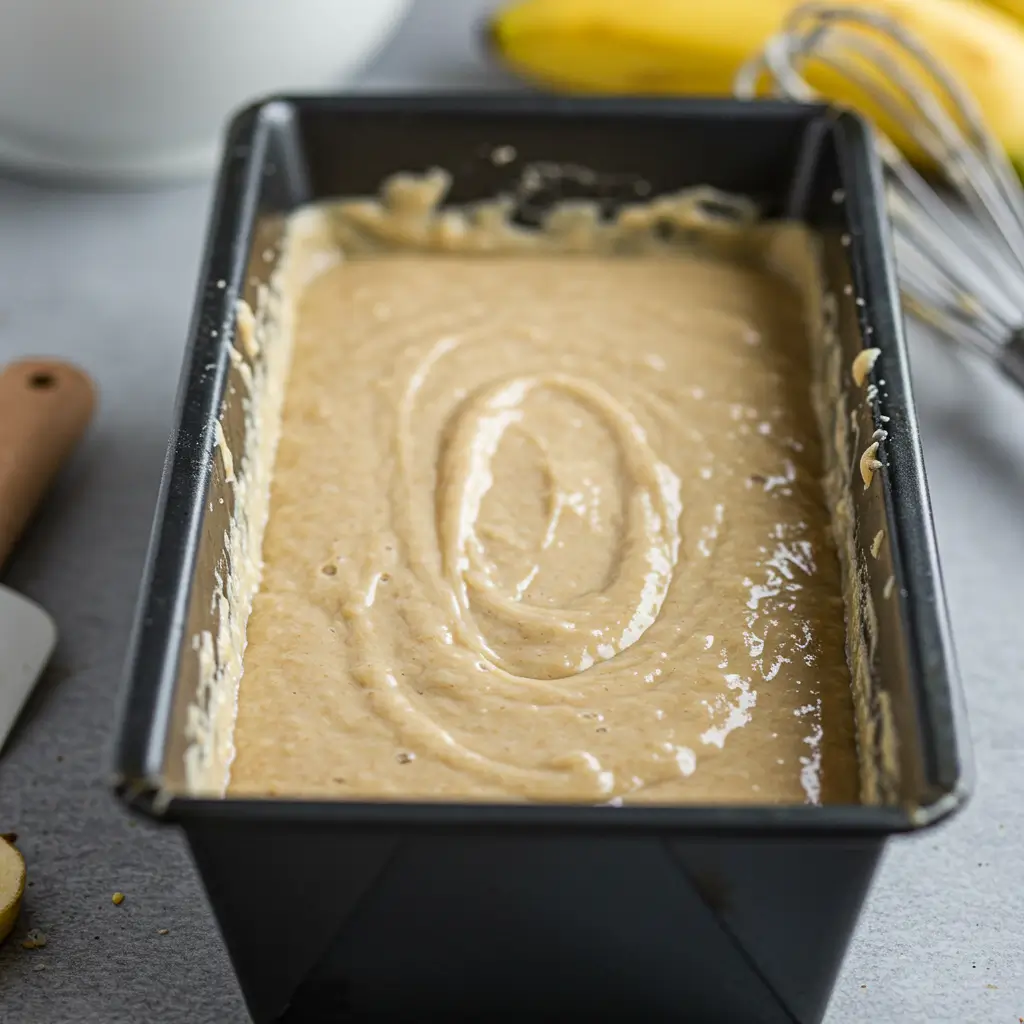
(229, 253, 858, 804)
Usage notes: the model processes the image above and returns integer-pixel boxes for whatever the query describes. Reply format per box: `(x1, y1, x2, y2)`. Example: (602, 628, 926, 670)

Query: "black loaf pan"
(113, 96, 970, 1024)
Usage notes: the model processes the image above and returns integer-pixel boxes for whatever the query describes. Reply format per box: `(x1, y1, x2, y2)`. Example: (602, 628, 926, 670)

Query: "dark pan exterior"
(113, 96, 970, 1024)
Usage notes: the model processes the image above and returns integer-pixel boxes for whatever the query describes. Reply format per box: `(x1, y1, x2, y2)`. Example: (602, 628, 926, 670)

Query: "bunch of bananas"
(487, 0, 1024, 169)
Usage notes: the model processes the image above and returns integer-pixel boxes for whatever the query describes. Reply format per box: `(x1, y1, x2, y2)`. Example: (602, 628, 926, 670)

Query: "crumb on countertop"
(111, 892, 125, 906)
(21, 930, 46, 950)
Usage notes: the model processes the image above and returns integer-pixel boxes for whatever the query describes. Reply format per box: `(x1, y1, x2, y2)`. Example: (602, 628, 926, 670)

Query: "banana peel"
(487, 0, 1024, 172)
(982, 0, 1024, 20)
(0, 836, 26, 945)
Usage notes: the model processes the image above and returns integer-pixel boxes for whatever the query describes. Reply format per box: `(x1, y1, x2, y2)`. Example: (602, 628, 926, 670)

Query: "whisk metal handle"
(999, 331, 1024, 391)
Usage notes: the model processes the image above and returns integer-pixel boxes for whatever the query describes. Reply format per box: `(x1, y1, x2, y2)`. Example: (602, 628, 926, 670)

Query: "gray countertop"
(0, 2, 1022, 1021)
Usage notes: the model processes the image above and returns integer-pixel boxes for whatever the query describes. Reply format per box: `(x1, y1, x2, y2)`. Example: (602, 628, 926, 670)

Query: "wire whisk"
(734, 3, 1024, 389)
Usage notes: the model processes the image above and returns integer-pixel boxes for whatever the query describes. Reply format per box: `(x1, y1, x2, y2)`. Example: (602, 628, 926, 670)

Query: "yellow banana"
(487, 0, 1024, 169)
(981, 0, 1024, 21)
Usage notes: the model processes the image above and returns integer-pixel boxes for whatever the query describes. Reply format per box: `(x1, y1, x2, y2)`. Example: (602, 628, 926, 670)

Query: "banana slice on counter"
(0, 837, 26, 944)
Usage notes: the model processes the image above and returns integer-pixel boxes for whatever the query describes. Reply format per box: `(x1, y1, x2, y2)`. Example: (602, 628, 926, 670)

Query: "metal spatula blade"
(0, 586, 56, 752)
(0, 358, 95, 753)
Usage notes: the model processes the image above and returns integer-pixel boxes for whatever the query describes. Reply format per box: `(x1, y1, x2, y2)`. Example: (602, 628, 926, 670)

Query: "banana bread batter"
(227, 204, 860, 804)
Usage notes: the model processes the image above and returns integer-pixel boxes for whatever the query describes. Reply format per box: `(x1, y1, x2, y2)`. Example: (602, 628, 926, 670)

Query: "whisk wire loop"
(735, 3, 1024, 381)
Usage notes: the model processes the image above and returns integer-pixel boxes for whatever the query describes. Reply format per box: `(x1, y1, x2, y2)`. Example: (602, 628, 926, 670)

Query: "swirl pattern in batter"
(229, 251, 859, 804)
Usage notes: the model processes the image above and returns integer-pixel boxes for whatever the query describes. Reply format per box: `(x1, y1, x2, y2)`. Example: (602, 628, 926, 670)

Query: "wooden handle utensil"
(0, 359, 96, 570)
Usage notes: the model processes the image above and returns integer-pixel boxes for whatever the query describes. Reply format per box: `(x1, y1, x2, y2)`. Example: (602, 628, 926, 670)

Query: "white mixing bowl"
(0, 0, 412, 182)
